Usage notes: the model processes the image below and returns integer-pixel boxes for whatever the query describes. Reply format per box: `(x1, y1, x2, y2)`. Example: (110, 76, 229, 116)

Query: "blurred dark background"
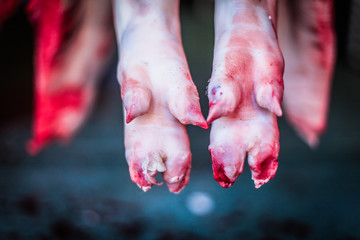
(0, 0, 359, 239)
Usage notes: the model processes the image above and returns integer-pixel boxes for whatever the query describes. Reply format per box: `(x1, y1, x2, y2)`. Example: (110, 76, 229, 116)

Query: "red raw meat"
(26, 0, 114, 154)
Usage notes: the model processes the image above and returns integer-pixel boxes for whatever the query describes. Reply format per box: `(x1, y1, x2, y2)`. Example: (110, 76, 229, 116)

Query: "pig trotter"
(114, 0, 206, 192)
(208, 0, 283, 188)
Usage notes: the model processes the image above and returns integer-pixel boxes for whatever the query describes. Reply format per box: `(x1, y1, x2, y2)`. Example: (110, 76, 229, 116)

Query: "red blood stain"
(26, 0, 114, 154)
(198, 122, 209, 130)
(185, 72, 191, 81)
(130, 164, 151, 188)
(210, 149, 234, 188)
(29, 87, 86, 154)
(309, 1, 334, 68)
(257, 156, 276, 180)
(125, 104, 135, 124)
(210, 86, 222, 97)
(208, 101, 215, 109)
(188, 104, 208, 129)
(27, 0, 71, 69)
(35, 87, 85, 124)
(50, 88, 84, 109)
(28, 0, 84, 149)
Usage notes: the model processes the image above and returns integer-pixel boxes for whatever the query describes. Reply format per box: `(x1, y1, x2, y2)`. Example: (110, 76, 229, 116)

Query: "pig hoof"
(208, 0, 283, 188)
(114, 0, 206, 192)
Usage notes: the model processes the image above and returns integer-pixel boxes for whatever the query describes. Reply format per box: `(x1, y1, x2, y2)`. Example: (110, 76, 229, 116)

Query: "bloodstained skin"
(120, 70, 152, 124)
(207, 0, 283, 189)
(211, 149, 234, 188)
(278, 0, 335, 147)
(26, 0, 75, 154)
(26, 0, 114, 154)
(114, 0, 208, 193)
(130, 164, 153, 189)
(224, 50, 257, 120)
(256, 156, 278, 181)
(28, 88, 86, 150)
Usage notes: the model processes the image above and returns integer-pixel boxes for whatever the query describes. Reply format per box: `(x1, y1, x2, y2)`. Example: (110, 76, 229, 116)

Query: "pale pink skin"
(27, 0, 114, 154)
(113, 0, 208, 193)
(114, 0, 335, 191)
(0, 0, 335, 191)
(208, 0, 283, 189)
(208, 0, 335, 188)
(278, 0, 335, 147)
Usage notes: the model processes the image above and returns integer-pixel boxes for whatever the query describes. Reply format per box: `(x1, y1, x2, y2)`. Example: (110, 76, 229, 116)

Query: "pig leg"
(208, 0, 283, 188)
(27, 0, 114, 154)
(278, 0, 335, 147)
(113, 0, 207, 193)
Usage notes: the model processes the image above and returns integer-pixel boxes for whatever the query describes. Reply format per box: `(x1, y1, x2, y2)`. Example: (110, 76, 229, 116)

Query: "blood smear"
(186, 191, 215, 216)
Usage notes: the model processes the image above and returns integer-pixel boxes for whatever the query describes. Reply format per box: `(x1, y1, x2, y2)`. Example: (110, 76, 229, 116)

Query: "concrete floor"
(0, 2, 360, 240)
